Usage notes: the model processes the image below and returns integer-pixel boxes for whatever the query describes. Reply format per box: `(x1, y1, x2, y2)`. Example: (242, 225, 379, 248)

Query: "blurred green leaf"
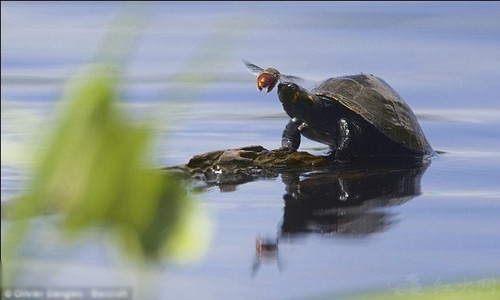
(6, 65, 210, 266)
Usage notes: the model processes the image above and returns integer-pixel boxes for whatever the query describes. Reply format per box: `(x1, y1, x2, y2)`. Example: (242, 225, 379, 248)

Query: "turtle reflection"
(279, 160, 430, 236)
(251, 160, 430, 276)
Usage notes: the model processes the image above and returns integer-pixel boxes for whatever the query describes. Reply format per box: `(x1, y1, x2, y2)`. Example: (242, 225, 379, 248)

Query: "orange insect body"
(256, 68, 280, 93)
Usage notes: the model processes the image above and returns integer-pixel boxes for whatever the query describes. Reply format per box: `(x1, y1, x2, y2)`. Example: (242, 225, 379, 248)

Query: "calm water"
(2, 2, 500, 299)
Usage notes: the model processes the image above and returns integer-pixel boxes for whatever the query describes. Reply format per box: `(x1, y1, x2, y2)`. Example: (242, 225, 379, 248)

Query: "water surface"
(2, 2, 500, 299)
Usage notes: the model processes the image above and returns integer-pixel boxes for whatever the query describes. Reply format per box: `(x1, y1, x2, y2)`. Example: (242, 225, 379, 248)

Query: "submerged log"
(184, 145, 328, 172)
(172, 145, 330, 187)
(181, 146, 331, 174)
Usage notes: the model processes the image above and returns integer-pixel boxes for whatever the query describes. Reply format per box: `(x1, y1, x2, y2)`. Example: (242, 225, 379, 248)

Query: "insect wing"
(244, 60, 264, 76)
(279, 74, 304, 85)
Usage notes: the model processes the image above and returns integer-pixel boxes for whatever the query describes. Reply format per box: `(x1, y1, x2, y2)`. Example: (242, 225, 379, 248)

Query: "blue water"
(2, 2, 500, 299)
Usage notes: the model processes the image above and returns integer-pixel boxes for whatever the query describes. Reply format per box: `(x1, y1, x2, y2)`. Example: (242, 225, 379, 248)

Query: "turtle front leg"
(335, 118, 352, 162)
(281, 118, 302, 151)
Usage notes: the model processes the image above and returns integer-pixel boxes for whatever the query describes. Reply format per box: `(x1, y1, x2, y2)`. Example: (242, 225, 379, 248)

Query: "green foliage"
(338, 279, 500, 300)
(6, 65, 209, 263)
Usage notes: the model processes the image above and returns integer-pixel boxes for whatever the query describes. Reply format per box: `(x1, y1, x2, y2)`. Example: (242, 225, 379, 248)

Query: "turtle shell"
(312, 74, 432, 154)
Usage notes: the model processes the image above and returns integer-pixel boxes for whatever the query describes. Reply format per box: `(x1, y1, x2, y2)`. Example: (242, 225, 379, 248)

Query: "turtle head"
(277, 82, 316, 107)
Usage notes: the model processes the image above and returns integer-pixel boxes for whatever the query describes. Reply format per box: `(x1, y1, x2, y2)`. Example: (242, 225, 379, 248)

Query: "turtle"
(245, 61, 434, 161)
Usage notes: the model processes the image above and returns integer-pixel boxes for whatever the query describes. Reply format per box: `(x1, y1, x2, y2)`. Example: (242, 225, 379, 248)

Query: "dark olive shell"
(312, 74, 432, 154)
